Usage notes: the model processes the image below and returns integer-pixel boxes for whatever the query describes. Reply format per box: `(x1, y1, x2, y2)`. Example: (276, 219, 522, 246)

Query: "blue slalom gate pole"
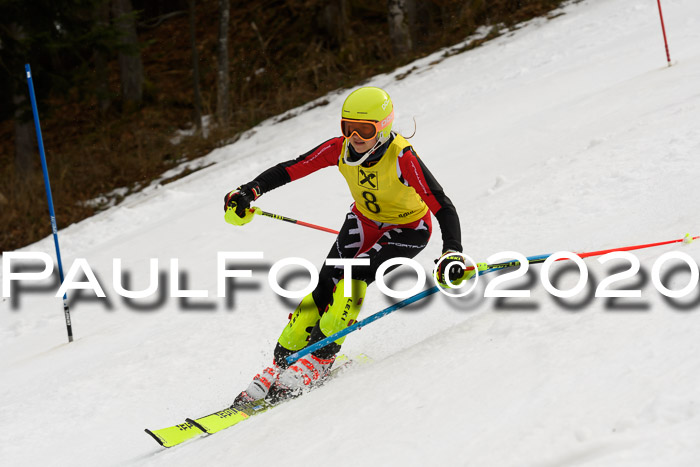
(285, 252, 552, 365)
(25, 63, 73, 343)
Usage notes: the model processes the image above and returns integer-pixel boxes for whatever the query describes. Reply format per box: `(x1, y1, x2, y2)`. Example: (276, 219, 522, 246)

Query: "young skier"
(224, 86, 468, 405)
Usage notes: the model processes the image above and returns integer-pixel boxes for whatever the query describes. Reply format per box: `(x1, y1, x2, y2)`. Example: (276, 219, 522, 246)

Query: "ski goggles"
(340, 110, 394, 141)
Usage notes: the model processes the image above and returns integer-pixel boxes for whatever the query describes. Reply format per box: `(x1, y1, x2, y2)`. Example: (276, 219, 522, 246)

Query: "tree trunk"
(320, 0, 349, 47)
(13, 87, 35, 177)
(216, 0, 230, 127)
(387, 0, 414, 56)
(95, 0, 112, 116)
(189, 0, 203, 131)
(111, 0, 143, 109)
(8, 23, 35, 176)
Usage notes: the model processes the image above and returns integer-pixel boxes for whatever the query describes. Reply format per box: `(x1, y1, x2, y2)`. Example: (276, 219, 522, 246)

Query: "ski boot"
(266, 354, 336, 404)
(232, 362, 280, 409)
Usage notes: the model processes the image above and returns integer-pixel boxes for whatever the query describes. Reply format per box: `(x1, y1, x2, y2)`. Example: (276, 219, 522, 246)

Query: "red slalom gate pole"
(577, 234, 697, 259)
(470, 234, 698, 273)
(656, 0, 672, 66)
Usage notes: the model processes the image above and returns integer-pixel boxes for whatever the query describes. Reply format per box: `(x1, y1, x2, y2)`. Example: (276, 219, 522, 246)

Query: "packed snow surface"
(2, 0, 699, 465)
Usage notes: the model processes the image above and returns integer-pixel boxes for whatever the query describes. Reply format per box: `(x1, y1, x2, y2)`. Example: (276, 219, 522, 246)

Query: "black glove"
(434, 250, 467, 287)
(224, 181, 262, 217)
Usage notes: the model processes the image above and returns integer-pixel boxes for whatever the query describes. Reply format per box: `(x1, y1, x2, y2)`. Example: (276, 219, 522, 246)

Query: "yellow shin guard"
(277, 293, 322, 351)
(319, 279, 367, 346)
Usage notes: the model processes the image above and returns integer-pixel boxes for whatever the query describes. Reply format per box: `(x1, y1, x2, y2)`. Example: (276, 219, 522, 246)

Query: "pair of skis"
(145, 354, 370, 448)
(145, 401, 271, 448)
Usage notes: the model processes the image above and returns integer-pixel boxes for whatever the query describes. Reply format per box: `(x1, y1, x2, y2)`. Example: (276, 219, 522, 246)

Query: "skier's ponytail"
(399, 116, 417, 139)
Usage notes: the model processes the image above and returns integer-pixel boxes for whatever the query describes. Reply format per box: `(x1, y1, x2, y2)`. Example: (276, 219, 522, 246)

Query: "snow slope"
(2, 0, 700, 465)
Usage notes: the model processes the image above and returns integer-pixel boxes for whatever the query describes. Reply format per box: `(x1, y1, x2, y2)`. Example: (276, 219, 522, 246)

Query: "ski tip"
(336, 353, 373, 364)
(355, 353, 373, 364)
(144, 428, 168, 448)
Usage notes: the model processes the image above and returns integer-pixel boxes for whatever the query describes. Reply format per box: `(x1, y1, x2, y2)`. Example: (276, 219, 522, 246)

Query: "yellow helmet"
(341, 87, 394, 144)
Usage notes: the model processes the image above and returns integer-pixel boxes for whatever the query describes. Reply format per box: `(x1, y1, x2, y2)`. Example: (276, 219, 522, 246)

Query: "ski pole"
(25, 63, 74, 343)
(251, 206, 339, 235)
(284, 250, 546, 365)
(480, 253, 551, 274)
(285, 285, 442, 365)
(283, 251, 559, 364)
(285, 234, 697, 364)
(283, 252, 546, 365)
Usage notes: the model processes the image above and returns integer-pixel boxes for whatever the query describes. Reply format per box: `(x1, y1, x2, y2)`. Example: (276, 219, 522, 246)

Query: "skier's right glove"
(224, 181, 261, 225)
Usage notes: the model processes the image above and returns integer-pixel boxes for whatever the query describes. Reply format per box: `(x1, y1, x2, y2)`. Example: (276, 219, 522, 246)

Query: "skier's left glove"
(224, 181, 261, 225)
(434, 251, 486, 288)
(434, 250, 466, 288)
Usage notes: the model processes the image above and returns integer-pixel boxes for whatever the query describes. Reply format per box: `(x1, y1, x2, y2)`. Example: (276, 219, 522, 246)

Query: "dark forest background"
(0, 0, 566, 251)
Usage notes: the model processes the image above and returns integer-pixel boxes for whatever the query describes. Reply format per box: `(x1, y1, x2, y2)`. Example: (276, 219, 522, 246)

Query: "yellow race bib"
(338, 135, 428, 224)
